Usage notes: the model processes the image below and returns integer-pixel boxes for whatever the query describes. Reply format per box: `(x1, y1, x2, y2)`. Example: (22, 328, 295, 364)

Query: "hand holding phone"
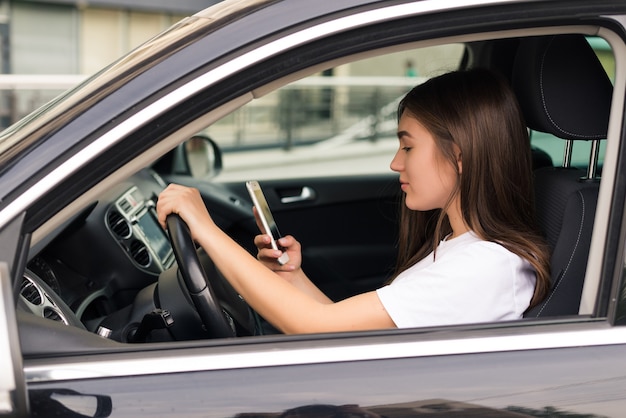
(246, 180, 290, 265)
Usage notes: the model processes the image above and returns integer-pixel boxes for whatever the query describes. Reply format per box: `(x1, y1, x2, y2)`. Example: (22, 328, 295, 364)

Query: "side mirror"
(153, 135, 223, 179)
(180, 135, 223, 179)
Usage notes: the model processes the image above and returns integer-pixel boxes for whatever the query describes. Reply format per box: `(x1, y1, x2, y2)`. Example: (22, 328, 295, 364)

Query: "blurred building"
(0, 0, 461, 131)
(0, 0, 217, 75)
(0, 0, 218, 126)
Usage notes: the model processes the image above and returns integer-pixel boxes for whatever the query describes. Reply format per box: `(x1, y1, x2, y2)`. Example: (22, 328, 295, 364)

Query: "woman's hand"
(252, 208, 331, 305)
(252, 205, 301, 275)
(255, 234, 302, 274)
(156, 184, 214, 240)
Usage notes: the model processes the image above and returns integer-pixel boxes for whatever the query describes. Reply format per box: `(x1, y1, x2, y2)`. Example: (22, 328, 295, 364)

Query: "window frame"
(2, 0, 625, 399)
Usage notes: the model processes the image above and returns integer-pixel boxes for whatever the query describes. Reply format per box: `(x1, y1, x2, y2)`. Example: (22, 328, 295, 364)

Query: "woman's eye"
(402, 146, 412, 152)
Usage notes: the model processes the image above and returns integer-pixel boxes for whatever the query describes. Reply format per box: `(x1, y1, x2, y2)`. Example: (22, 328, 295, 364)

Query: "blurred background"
(0, 0, 220, 128)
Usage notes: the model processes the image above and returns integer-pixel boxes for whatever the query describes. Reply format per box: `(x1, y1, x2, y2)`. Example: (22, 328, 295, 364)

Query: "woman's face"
(390, 112, 459, 211)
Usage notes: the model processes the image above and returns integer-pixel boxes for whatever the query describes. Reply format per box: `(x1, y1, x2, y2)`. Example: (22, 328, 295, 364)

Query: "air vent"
(43, 307, 64, 322)
(20, 276, 68, 325)
(107, 210, 131, 239)
(129, 239, 151, 267)
(20, 279, 42, 305)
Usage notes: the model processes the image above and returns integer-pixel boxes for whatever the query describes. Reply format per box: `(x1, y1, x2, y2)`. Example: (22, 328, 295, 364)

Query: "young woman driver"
(156, 68, 551, 334)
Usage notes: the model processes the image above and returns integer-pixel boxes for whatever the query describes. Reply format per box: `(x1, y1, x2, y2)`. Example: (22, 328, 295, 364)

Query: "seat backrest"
(511, 34, 613, 317)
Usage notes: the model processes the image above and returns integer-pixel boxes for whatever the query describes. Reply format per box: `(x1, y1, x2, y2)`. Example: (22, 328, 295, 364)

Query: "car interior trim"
(580, 25, 626, 314)
(24, 324, 626, 383)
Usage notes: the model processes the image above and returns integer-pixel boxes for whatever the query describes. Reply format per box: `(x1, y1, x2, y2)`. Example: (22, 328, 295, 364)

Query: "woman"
(157, 68, 550, 334)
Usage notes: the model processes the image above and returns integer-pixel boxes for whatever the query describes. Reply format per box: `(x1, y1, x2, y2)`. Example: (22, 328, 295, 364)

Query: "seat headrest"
(512, 34, 613, 140)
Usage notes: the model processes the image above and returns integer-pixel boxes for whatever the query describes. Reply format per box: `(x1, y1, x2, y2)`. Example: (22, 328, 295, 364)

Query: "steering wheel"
(166, 214, 235, 338)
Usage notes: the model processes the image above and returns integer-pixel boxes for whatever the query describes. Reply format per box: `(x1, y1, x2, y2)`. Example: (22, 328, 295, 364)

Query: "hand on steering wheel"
(166, 214, 235, 338)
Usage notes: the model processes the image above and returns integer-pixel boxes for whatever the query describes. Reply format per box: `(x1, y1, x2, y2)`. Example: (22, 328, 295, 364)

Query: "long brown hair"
(391, 68, 550, 309)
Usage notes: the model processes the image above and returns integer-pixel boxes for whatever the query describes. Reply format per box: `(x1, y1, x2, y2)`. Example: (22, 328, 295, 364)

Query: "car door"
(18, 322, 626, 417)
(3, 1, 626, 417)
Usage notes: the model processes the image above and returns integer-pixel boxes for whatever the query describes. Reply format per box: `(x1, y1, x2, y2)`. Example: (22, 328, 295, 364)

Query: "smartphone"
(246, 180, 290, 265)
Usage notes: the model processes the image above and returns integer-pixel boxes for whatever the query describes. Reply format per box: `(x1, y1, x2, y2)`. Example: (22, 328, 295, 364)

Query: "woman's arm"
(255, 233, 333, 305)
(157, 184, 395, 334)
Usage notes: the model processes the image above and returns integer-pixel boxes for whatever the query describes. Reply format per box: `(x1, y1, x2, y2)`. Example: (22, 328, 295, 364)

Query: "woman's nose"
(389, 151, 403, 172)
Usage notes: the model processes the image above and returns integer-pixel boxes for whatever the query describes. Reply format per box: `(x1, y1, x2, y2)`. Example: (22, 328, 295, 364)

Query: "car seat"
(511, 34, 613, 317)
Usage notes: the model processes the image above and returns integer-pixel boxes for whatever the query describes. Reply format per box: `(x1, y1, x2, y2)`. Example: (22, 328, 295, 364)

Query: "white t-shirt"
(376, 231, 536, 328)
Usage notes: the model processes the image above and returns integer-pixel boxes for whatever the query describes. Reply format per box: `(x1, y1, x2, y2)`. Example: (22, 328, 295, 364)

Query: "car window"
(198, 37, 614, 181)
(201, 44, 465, 182)
(528, 36, 613, 170)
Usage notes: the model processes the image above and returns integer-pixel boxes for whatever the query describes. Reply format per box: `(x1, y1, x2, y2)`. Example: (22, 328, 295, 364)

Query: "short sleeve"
(376, 240, 535, 328)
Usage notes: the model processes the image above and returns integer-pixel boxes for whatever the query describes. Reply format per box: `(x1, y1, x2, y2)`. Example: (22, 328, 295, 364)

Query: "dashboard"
(17, 161, 264, 344)
(21, 169, 175, 332)
(107, 186, 174, 274)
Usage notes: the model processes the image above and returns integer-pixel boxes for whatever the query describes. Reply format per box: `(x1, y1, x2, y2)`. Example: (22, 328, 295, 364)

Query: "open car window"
(21, 31, 619, 348)
(201, 44, 465, 182)
(189, 36, 615, 183)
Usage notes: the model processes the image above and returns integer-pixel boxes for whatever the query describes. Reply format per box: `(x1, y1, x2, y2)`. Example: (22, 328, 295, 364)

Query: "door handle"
(280, 186, 316, 204)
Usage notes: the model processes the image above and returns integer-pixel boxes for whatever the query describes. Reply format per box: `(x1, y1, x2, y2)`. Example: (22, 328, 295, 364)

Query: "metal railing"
(205, 76, 422, 151)
(0, 74, 422, 148)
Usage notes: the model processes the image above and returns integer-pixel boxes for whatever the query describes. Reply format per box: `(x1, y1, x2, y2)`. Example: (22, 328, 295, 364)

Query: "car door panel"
(24, 339, 626, 417)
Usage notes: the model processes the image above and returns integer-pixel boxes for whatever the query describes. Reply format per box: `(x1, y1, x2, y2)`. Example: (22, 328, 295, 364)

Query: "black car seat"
(511, 34, 613, 317)
(464, 39, 554, 170)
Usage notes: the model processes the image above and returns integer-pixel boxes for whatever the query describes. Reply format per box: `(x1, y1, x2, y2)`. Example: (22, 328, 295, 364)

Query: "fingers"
(156, 184, 209, 231)
(255, 234, 285, 262)
(255, 234, 300, 272)
(257, 249, 297, 273)
(156, 184, 183, 226)
(156, 184, 178, 228)
(254, 233, 272, 249)
(255, 234, 296, 250)
(257, 246, 285, 263)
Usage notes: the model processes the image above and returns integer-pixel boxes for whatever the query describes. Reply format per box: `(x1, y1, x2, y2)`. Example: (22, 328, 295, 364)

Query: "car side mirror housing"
(183, 135, 223, 179)
(153, 135, 223, 179)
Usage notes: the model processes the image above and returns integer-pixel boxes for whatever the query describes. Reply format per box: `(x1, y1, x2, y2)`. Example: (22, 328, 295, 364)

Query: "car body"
(2, 0, 626, 416)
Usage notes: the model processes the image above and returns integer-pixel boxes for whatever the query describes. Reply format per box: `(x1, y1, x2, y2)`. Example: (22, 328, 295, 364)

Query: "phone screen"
(246, 180, 289, 265)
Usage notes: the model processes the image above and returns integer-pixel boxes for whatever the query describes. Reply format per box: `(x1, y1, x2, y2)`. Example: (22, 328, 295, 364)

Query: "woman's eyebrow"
(397, 130, 411, 140)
